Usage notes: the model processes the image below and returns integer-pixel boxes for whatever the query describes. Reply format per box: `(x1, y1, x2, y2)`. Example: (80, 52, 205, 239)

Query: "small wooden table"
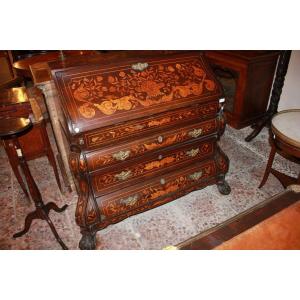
(0, 87, 61, 195)
(0, 116, 68, 249)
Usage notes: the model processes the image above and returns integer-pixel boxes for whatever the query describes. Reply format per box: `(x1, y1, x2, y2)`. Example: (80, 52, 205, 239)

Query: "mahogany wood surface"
(50, 51, 231, 249)
(13, 50, 98, 80)
(0, 116, 31, 137)
(204, 50, 280, 129)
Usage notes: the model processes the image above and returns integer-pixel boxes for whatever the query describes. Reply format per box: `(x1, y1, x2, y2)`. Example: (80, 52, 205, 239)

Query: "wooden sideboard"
(205, 51, 280, 129)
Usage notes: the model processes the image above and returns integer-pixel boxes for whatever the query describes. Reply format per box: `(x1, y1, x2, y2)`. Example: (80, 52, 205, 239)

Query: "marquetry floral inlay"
(101, 162, 216, 217)
(69, 59, 217, 118)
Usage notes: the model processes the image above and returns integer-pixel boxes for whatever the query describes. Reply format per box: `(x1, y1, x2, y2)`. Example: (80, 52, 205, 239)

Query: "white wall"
(278, 50, 300, 111)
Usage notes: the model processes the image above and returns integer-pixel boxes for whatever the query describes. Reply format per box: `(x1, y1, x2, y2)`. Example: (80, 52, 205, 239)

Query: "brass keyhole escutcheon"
(157, 135, 164, 143)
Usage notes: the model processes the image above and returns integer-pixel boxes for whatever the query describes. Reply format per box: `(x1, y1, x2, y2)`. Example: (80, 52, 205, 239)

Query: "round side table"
(259, 109, 300, 189)
(0, 117, 68, 249)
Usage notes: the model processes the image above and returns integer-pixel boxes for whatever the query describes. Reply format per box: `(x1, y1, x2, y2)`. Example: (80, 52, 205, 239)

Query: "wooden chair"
(259, 109, 300, 189)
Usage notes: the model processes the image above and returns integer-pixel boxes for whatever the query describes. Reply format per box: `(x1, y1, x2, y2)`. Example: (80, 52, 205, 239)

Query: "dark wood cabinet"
(49, 51, 231, 249)
(205, 51, 280, 129)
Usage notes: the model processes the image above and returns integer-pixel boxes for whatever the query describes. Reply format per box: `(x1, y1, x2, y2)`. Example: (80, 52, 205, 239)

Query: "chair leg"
(46, 147, 62, 192)
(259, 144, 276, 188)
(40, 122, 62, 192)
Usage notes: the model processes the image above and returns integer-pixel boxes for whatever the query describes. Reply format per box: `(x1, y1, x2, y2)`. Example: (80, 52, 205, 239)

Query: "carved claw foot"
(79, 231, 96, 250)
(217, 175, 231, 195)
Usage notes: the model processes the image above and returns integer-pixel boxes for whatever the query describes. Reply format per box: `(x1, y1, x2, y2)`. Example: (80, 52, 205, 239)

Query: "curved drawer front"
(91, 137, 215, 197)
(81, 102, 219, 149)
(97, 160, 217, 219)
(86, 118, 218, 171)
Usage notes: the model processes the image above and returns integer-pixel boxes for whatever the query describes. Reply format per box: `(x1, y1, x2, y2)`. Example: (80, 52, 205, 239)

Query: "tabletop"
(13, 50, 98, 80)
(0, 117, 32, 137)
(0, 86, 42, 105)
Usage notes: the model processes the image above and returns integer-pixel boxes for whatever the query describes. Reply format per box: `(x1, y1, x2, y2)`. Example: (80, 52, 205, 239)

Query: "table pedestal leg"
(13, 202, 68, 250)
(12, 138, 68, 250)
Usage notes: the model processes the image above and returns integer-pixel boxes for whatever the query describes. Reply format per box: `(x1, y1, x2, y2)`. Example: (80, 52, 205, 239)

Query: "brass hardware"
(158, 154, 163, 160)
(160, 178, 166, 185)
(188, 128, 203, 138)
(74, 127, 80, 133)
(185, 148, 199, 157)
(157, 135, 164, 143)
(131, 62, 149, 72)
(79, 138, 85, 145)
(120, 194, 139, 206)
(189, 171, 203, 181)
(112, 150, 131, 161)
(115, 170, 132, 181)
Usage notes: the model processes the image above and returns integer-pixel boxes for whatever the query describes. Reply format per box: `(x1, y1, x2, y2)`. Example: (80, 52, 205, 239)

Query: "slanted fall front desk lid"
(50, 52, 223, 135)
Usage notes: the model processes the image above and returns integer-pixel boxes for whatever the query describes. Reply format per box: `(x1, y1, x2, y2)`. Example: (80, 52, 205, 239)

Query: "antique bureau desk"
(49, 51, 231, 249)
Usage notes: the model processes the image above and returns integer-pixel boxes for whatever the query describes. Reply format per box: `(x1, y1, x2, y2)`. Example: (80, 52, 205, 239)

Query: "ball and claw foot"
(217, 176, 231, 195)
(79, 232, 96, 250)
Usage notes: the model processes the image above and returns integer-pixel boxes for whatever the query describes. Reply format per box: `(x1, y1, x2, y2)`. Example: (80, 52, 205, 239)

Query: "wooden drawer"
(86, 117, 218, 171)
(97, 159, 217, 221)
(91, 136, 216, 197)
(80, 102, 219, 149)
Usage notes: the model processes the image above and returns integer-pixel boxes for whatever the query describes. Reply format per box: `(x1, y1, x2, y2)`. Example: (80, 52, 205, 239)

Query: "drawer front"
(81, 102, 219, 149)
(97, 160, 217, 219)
(91, 137, 216, 197)
(86, 118, 218, 171)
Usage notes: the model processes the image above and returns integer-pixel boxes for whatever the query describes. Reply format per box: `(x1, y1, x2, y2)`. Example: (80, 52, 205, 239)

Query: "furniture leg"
(39, 121, 62, 192)
(13, 210, 37, 238)
(13, 202, 68, 249)
(13, 139, 68, 249)
(270, 169, 298, 188)
(56, 153, 72, 193)
(79, 230, 96, 250)
(216, 174, 231, 195)
(259, 144, 276, 188)
(40, 204, 68, 250)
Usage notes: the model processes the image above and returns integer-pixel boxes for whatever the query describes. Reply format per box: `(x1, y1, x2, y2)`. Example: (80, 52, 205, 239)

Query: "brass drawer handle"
(112, 150, 131, 161)
(120, 194, 139, 206)
(115, 170, 132, 181)
(188, 128, 203, 138)
(157, 135, 164, 143)
(131, 62, 149, 71)
(185, 148, 200, 157)
(189, 171, 203, 181)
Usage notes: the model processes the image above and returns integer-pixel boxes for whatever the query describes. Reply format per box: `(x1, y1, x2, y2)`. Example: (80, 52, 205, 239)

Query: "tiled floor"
(0, 125, 299, 249)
